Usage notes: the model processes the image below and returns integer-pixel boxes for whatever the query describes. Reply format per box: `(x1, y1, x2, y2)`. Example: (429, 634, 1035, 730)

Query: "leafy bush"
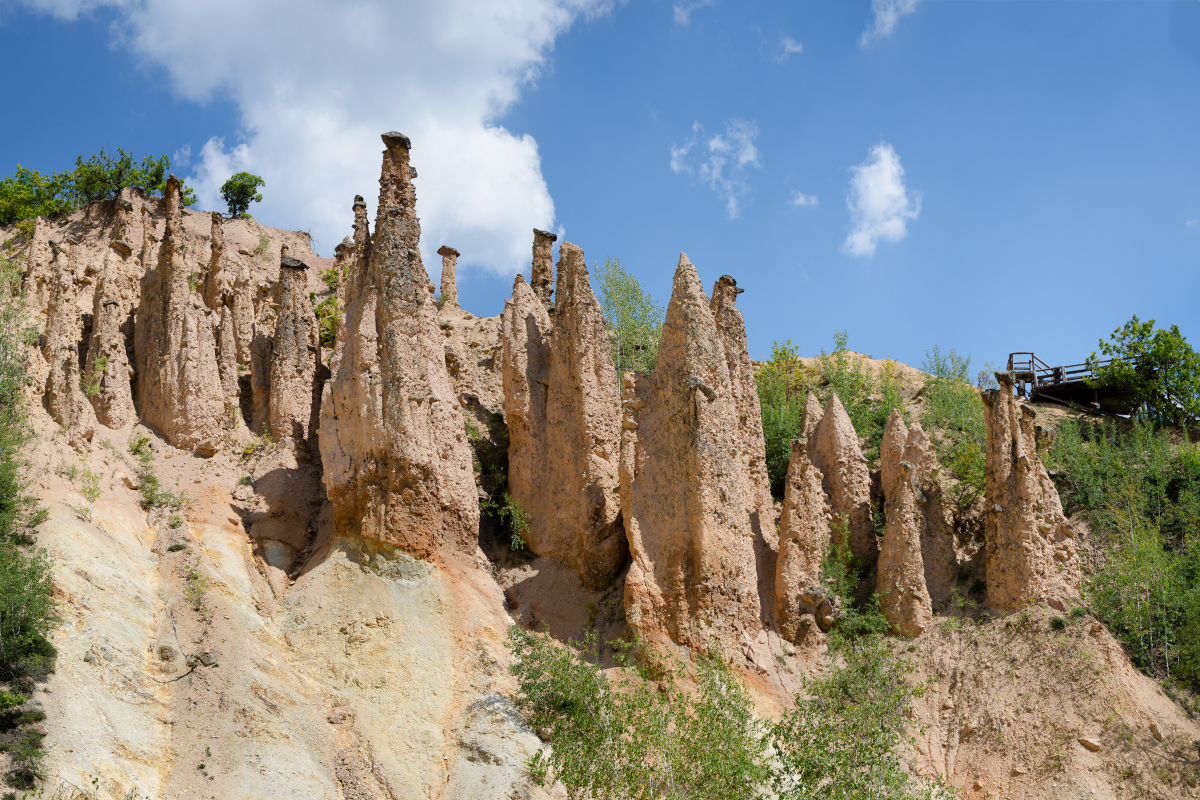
(314, 296, 341, 348)
(1088, 315, 1200, 429)
(596, 257, 664, 380)
(220, 172, 265, 219)
(919, 346, 988, 508)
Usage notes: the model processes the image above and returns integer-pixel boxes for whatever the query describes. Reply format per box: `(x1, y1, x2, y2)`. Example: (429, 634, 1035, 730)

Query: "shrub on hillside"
(919, 346, 990, 508)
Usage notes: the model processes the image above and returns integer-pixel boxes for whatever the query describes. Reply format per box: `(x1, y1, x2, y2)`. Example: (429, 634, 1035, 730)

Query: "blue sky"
(2, 0, 1198, 371)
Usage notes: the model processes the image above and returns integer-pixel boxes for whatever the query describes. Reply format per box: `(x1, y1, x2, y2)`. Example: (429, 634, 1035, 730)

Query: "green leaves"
(919, 346, 988, 508)
(220, 171, 266, 219)
(1088, 314, 1200, 429)
(596, 257, 664, 381)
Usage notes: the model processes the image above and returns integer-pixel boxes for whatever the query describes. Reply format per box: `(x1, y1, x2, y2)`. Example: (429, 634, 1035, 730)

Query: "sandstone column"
(501, 242, 625, 589)
(436, 246, 459, 310)
(268, 256, 321, 443)
(982, 374, 1081, 609)
(619, 253, 761, 651)
(44, 240, 96, 449)
(84, 242, 135, 429)
(530, 229, 556, 307)
(808, 393, 876, 567)
(133, 175, 225, 455)
(318, 132, 479, 561)
(877, 456, 933, 637)
(774, 437, 833, 645)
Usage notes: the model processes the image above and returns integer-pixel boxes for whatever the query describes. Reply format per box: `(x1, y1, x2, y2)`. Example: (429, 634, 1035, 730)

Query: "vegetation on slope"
(1087, 315, 1200, 430)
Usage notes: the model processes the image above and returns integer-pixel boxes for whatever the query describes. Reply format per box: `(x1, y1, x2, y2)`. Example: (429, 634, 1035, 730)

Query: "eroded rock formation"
(43, 240, 96, 448)
(808, 392, 876, 566)
(84, 243, 135, 429)
(530, 229, 556, 306)
(501, 242, 625, 589)
(983, 373, 1081, 609)
(437, 246, 459, 310)
(319, 132, 479, 560)
(619, 253, 760, 650)
(133, 176, 225, 455)
(877, 456, 933, 637)
(268, 256, 320, 443)
(774, 436, 833, 645)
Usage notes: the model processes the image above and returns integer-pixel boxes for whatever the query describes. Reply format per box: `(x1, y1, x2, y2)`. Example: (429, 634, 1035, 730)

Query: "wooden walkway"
(1006, 352, 1139, 414)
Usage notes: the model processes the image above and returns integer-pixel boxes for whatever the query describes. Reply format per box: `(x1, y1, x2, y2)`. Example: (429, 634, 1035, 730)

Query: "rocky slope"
(1, 133, 1197, 799)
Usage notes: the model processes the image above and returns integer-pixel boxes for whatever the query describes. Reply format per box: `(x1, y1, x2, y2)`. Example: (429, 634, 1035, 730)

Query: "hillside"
(0, 135, 1196, 800)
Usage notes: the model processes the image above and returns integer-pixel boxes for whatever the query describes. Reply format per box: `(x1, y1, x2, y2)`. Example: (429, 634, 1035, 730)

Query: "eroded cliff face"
(43, 240, 96, 449)
(619, 253, 761, 651)
(983, 372, 1081, 609)
(501, 241, 625, 589)
(268, 256, 321, 443)
(319, 133, 479, 561)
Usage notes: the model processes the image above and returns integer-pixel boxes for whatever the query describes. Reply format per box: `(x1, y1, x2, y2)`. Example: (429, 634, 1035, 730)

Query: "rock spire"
(318, 133, 479, 560)
(774, 437, 833, 645)
(808, 393, 876, 566)
(436, 245, 459, 310)
(982, 373, 1081, 609)
(530, 229, 556, 306)
(501, 242, 625, 589)
(43, 240, 96, 449)
(268, 256, 321, 443)
(619, 253, 761, 651)
(84, 243, 135, 429)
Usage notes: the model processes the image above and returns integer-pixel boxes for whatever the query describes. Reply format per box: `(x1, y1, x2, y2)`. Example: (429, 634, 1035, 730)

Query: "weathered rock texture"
(133, 176, 225, 455)
(268, 256, 321, 442)
(801, 391, 823, 438)
(84, 244, 135, 429)
(808, 393, 876, 566)
(501, 242, 625, 589)
(982, 374, 1081, 609)
(619, 253, 760, 650)
(529, 229, 556, 307)
(710, 275, 777, 607)
(774, 437, 833, 645)
(43, 240, 96, 448)
(319, 133, 479, 561)
(877, 457, 933, 637)
(437, 246, 459, 310)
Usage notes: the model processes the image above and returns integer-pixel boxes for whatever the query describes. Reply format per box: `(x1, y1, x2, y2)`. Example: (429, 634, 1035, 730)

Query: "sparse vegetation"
(79, 355, 108, 399)
(128, 434, 183, 515)
(314, 296, 341, 348)
(220, 171, 265, 219)
(183, 567, 212, 622)
(919, 346, 989, 508)
(596, 257, 664, 381)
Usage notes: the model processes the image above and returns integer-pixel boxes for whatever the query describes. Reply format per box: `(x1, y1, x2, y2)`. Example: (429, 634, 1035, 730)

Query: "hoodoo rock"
(319, 132, 479, 560)
(808, 393, 876, 566)
(230, 261, 254, 369)
(774, 437, 833, 645)
(711, 274, 777, 607)
(877, 456, 933, 637)
(501, 242, 625, 589)
(84, 245, 135, 429)
(619, 253, 761, 650)
(801, 391, 824, 439)
(43, 241, 96, 448)
(982, 373, 1081, 609)
(436, 245, 459, 310)
(530, 228, 556, 306)
(133, 176, 224, 454)
(268, 256, 320, 443)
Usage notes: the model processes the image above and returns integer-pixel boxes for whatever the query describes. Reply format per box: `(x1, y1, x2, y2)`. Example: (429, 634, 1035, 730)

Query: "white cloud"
(673, 0, 714, 26)
(172, 143, 191, 169)
(843, 142, 920, 256)
(11, 0, 620, 273)
(860, 0, 918, 47)
(791, 191, 818, 208)
(671, 120, 761, 219)
(776, 36, 803, 63)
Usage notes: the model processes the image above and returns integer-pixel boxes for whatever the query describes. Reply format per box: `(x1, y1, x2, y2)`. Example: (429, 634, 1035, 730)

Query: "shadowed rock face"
(530, 229, 556, 306)
(983, 374, 1081, 609)
(774, 437, 832, 645)
(268, 256, 321, 443)
(501, 243, 625, 589)
(85, 242, 135, 429)
(436, 245, 459, 310)
(808, 393, 876, 567)
(318, 133, 479, 561)
(44, 241, 96, 449)
(134, 176, 225, 455)
(619, 253, 761, 651)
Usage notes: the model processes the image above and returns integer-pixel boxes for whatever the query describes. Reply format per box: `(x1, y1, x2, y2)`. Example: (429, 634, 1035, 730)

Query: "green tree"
(221, 171, 266, 218)
(0, 166, 72, 226)
(596, 257, 664, 380)
(1087, 315, 1200, 429)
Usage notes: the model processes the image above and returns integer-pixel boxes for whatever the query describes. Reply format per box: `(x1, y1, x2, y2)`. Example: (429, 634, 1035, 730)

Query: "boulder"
(774, 437, 834, 644)
(501, 243, 625, 589)
(619, 253, 761, 651)
(982, 374, 1081, 608)
(808, 393, 876, 566)
(318, 133, 479, 561)
(268, 256, 321, 443)
(133, 176, 225, 454)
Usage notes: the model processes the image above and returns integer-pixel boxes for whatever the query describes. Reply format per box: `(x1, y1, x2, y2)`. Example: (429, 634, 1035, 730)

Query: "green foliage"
(1050, 616, 1067, 631)
(0, 259, 42, 545)
(80, 354, 108, 399)
(167, 543, 187, 553)
(129, 434, 182, 513)
(1088, 315, 1200, 429)
(596, 257, 665, 380)
(497, 493, 530, 551)
(320, 267, 340, 293)
(0, 543, 55, 680)
(0, 167, 72, 226)
(220, 172, 265, 219)
(919, 346, 987, 508)
(184, 567, 212, 621)
(3, 726, 45, 788)
(314, 296, 341, 348)
(255, 231, 270, 256)
(1048, 417, 1200, 684)
(79, 466, 101, 505)
(755, 333, 906, 497)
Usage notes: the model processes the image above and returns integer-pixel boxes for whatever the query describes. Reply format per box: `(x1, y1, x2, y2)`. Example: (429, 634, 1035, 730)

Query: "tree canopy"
(1088, 315, 1200, 429)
